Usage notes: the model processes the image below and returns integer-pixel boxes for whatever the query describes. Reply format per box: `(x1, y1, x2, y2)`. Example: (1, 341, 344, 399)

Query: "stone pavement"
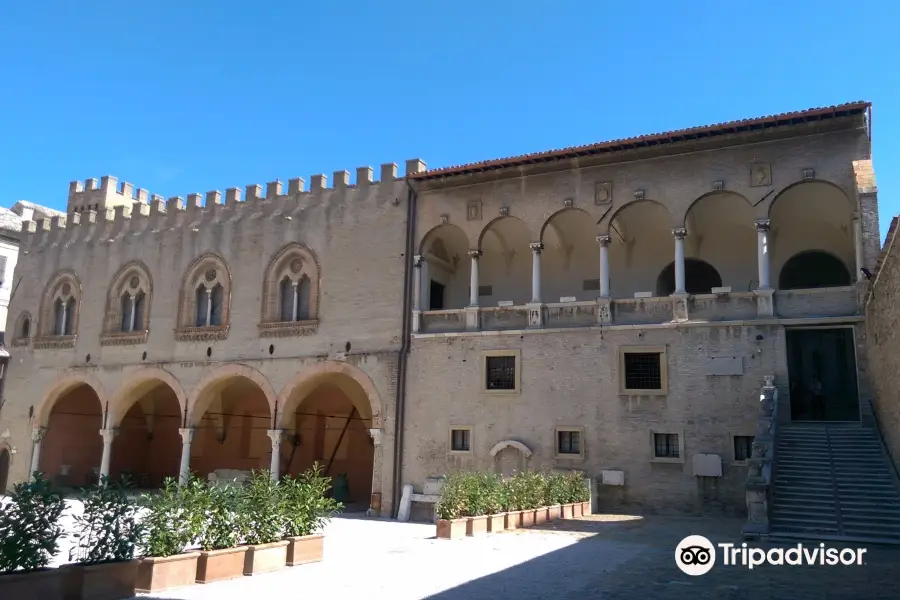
(137, 512, 900, 600)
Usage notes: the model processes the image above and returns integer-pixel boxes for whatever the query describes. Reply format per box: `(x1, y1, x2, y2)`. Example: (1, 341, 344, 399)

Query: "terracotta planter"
(0, 567, 64, 600)
(573, 502, 583, 517)
(561, 503, 575, 519)
(244, 540, 289, 576)
(136, 552, 200, 593)
(534, 507, 548, 524)
(285, 534, 324, 565)
(487, 513, 506, 533)
(548, 505, 561, 521)
(504, 510, 521, 530)
(520, 509, 536, 527)
(581, 500, 592, 516)
(62, 559, 139, 600)
(466, 515, 489, 536)
(196, 546, 249, 584)
(436, 518, 468, 539)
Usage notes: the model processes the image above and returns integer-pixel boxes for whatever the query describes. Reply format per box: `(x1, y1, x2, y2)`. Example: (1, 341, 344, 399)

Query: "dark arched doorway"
(0, 448, 9, 492)
(656, 259, 723, 296)
(779, 251, 851, 290)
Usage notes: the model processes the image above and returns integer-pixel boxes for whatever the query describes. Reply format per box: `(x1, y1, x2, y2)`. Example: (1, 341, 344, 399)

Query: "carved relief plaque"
(594, 181, 612, 205)
(467, 200, 482, 221)
(750, 164, 771, 187)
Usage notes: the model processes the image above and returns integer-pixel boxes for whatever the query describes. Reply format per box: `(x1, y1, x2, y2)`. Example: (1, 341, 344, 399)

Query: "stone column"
(178, 428, 194, 485)
(128, 294, 137, 331)
(98, 428, 118, 480)
(468, 250, 481, 307)
(672, 228, 687, 294)
(292, 281, 299, 321)
(756, 220, 771, 289)
(267, 429, 283, 482)
(205, 288, 213, 325)
(853, 213, 864, 282)
(530, 243, 543, 303)
(30, 426, 46, 479)
(420, 256, 430, 311)
(596, 235, 611, 297)
(412, 255, 423, 333)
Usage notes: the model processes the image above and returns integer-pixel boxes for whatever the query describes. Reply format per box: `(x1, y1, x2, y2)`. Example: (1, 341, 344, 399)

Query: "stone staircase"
(770, 422, 900, 544)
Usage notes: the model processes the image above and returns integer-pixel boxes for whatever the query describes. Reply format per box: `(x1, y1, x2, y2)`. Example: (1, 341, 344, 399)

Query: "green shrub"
(471, 472, 503, 516)
(0, 473, 66, 573)
(280, 463, 342, 538)
(72, 476, 144, 564)
(545, 471, 569, 505)
(239, 471, 283, 546)
(563, 470, 590, 503)
(435, 472, 469, 520)
(141, 476, 205, 558)
(196, 482, 243, 551)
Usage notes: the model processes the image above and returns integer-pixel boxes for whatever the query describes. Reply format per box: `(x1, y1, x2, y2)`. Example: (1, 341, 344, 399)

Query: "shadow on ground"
(421, 514, 900, 600)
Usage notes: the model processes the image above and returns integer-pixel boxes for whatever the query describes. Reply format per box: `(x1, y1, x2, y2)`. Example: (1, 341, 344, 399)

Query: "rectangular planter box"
(582, 500, 592, 516)
(136, 552, 200, 593)
(196, 546, 249, 584)
(285, 534, 324, 566)
(521, 509, 536, 527)
(466, 515, 489, 536)
(561, 503, 575, 519)
(534, 507, 548, 524)
(573, 502, 583, 517)
(244, 540, 289, 576)
(0, 567, 64, 600)
(487, 513, 506, 532)
(436, 518, 468, 540)
(62, 559, 140, 600)
(505, 510, 521, 530)
(548, 505, 561, 521)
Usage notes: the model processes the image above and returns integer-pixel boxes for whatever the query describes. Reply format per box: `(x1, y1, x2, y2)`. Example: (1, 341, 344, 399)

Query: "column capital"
(851, 211, 860, 221)
(672, 228, 687, 240)
(467, 249, 482, 259)
(99, 428, 119, 444)
(529, 242, 544, 253)
(178, 427, 195, 444)
(31, 426, 47, 442)
(368, 428, 382, 446)
(755, 219, 771, 233)
(413, 254, 424, 267)
(266, 429, 284, 444)
(596, 235, 611, 247)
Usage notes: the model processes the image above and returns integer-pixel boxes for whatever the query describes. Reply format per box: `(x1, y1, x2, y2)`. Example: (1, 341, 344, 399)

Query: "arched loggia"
(779, 251, 852, 290)
(656, 259, 723, 296)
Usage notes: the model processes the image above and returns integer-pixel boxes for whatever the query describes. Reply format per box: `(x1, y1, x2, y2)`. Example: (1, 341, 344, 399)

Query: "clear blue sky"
(1, 1, 898, 239)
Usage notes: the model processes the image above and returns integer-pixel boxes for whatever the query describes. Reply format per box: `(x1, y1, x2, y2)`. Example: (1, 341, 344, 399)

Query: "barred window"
(485, 355, 516, 390)
(624, 352, 662, 390)
(557, 430, 581, 455)
(654, 433, 680, 459)
(450, 429, 471, 452)
(734, 435, 755, 462)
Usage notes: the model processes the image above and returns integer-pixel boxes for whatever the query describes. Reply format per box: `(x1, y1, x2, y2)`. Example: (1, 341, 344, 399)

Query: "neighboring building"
(1, 101, 898, 540)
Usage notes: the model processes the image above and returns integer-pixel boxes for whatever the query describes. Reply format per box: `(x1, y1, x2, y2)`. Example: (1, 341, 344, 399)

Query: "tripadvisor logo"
(675, 536, 867, 575)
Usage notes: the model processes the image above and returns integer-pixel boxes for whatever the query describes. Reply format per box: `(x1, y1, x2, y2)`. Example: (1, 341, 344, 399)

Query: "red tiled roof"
(411, 101, 871, 181)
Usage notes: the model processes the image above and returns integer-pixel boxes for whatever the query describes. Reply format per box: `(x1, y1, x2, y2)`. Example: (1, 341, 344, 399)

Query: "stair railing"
(742, 375, 778, 539)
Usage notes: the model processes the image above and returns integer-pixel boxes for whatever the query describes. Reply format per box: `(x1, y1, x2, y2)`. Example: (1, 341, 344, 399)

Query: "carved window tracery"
(101, 261, 152, 346)
(35, 270, 81, 349)
(259, 243, 320, 338)
(176, 253, 231, 341)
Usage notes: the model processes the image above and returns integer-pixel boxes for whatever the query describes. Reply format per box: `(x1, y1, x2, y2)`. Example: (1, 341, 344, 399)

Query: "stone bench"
(398, 477, 444, 522)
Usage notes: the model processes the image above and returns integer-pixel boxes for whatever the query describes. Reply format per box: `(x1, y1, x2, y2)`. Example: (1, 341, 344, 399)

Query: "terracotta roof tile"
(411, 101, 871, 180)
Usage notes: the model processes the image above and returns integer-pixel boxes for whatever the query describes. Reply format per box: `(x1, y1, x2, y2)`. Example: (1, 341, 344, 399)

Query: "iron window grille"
(557, 430, 581, 455)
(486, 355, 516, 390)
(624, 352, 662, 390)
(734, 435, 755, 462)
(450, 429, 471, 452)
(654, 433, 680, 458)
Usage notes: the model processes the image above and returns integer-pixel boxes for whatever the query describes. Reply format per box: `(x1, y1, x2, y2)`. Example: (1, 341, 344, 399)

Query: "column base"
(754, 288, 775, 318)
(412, 310, 422, 333)
(526, 303, 544, 328)
(464, 306, 481, 331)
(671, 292, 689, 322)
(597, 297, 612, 324)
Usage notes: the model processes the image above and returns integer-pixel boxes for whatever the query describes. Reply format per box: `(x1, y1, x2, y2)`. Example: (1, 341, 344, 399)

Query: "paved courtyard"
(134, 512, 900, 600)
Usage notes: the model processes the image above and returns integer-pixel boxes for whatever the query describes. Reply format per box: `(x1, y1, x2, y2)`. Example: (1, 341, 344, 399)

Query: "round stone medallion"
(204, 268, 217, 282)
(61, 283, 71, 296)
(129, 276, 140, 289)
(290, 259, 303, 274)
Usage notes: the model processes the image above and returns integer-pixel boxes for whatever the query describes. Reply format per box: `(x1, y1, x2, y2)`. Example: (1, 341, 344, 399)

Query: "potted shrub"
(63, 476, 144, 600)
(480, 472, 505, 533)
(546, 472, 567, 521)
(281, 464, 341, 566)
(135, 476, 203, 593)
(463, 472, 489, 536)
(434, 472, 468, 539)
(194, 482, 246, 584)
(0, 473, 67, 600)
(240, 470, 288, 575)
(564, 471, 591, 516)
(523, 471, 545, 525)
(500, 475, 521, 530)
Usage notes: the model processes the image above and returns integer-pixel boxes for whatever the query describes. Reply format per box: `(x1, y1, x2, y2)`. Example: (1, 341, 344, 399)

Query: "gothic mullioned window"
(259, 243, 320, 337)
(176, 253, 232, 341)
(35, 269, 82, 349)
(101, 261, 152, 346)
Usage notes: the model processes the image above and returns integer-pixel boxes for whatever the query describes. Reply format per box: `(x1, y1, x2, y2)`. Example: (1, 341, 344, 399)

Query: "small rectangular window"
(654, 433, 680, 459)
(557, 430, 581, 455)
(450, 428, 471, 452)
(485, 355, 516, 390)
(734, 435, 755, 462)
(624, 352, 663, 391)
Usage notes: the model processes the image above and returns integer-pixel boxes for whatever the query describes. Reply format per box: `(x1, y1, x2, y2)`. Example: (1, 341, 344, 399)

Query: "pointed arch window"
(259, 243, 320, 337)
(35, 270, 81, 349)
(101, 262, 152, 346)
(12, 312, 32, 347)
(176, 254, 232, 341)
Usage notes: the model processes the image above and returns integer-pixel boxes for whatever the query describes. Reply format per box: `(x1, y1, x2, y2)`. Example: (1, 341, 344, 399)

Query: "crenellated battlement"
(29, 159, 426, 250)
